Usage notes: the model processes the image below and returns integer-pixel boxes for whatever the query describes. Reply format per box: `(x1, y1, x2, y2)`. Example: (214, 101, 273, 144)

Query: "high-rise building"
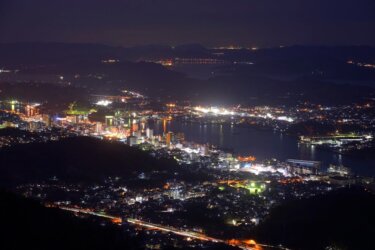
(133, 130, 142, 138)
(105, 116, 114, 126)
(146, 128, 153, 138)
(127, 136, 138, 146)
(25, 104, 39, 117)
(200, 145, 209, 156)
(286, 159, 321, 175)
(175, 132, 185, 143)
(163, 119, 167, 134)
(42, 114, 52, 127)
(95, 122, 103, 134)
(66, 115, 79, 124)
(166, 132, 174, 146)
(28, 121, 42, 131)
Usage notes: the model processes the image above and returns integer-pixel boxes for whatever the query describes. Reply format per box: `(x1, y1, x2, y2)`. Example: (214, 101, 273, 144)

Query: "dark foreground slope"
(0, 136, 210, 188)
(0, 190, 139, 250)
(253, 187, 375, 250)
(0, 190, 237, 250)
(0, 137, 179, 186)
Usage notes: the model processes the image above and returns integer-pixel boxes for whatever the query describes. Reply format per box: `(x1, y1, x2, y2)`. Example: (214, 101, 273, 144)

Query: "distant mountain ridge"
(1, 42, 374, 64)
(0, 42, 374, 105)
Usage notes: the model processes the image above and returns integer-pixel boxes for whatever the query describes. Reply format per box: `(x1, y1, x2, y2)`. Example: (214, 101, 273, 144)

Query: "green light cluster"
(244, 182, 266, 194)
(231, 181, 266, 195)
(65, 102, 96, 115)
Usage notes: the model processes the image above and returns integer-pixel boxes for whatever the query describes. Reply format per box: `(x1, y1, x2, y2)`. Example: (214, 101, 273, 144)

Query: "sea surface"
(151, 120, 375, 176)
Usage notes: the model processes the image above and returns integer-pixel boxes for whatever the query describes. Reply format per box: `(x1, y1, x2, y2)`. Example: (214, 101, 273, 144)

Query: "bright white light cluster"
(96, 100, 112, 106)
(261, 113, 293, 122)
(193, 106, 294, 122)
(240, 163, 290, 176)
(123, 90, 145, 99)
(27, 103, 41, 107)
(181, 147, 200, 154)
(194, 106, 235, 116)
(277, 116, 294, 122)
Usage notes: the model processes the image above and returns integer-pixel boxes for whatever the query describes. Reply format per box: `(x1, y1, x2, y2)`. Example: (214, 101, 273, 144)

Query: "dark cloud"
(0, 0, 374, 46)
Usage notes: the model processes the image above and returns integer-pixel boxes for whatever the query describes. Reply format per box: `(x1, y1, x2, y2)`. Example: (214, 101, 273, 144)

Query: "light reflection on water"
(151, 120, 375, 176)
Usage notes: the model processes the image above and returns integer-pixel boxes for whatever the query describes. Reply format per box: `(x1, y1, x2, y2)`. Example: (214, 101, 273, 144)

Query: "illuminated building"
(166, 132, 173, 146)
(66, 115, 79, 124)
(140, 120, 146, 131)
(169, 186, 183, 200)
(133, 130, 142, 138)
(286, 159, 321, 175)
(42, 114, 51, 127)
(25, 104, 39, 117)
(146, 128, 153, 138)
(127, 136, 137, 146)
(95, 122, 103, 133)
(175, 132, 185, 143)
(105, 116, 114, 126)
(28, 121, 41, 131)
(237, 156, 256, 162)
(200, 145, 209, 156)
(327, 164, 351, 176)
(132, 123, 139, 133)
(162, 119, 167, 134)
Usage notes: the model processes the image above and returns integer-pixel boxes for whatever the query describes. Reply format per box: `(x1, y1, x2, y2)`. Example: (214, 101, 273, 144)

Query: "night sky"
(1, 0, 375, 47)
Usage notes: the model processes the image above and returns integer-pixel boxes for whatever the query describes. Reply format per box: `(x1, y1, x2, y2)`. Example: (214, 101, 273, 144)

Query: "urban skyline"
(0, 1, 375, 250)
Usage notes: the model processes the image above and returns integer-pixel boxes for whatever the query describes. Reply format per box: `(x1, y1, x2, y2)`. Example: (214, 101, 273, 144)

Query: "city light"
(194, 106, 235, 116)
(1, 5, 374, 250)
(95, 100, 112, 106)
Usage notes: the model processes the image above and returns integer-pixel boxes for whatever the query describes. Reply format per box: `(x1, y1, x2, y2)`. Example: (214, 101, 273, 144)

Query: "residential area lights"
(193, 106, 294, 122)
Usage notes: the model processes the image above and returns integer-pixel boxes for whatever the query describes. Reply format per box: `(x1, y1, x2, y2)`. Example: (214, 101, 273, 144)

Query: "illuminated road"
(58, 206, 289, 250)
(127, 218, 223, 243)
(59, 206, 123, 224)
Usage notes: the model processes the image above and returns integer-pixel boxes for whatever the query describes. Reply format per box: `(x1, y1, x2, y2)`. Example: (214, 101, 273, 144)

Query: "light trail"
(127, 218, 222, 243)
(59, 206, 122, 224)
(58, 206, 290, 250)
